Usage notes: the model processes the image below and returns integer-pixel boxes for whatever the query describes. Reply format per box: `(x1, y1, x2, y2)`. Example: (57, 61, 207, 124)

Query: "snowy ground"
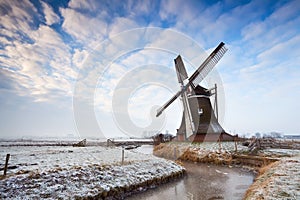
(0, 145, 184, 199)
(0, 145, 158, 174)
(172, 141, 249, 152)
(2, 141, 299, 199)
(244, 156, 300, 200)
(260, 148, 300, 157)
(243, 148, 300, 199)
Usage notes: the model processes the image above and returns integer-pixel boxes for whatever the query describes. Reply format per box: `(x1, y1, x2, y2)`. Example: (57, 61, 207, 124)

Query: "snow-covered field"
(0, 145, 156, 173)
(1, 140, 299, 199)
(0, 145, 184, 199)
(260, 148, 300, 157)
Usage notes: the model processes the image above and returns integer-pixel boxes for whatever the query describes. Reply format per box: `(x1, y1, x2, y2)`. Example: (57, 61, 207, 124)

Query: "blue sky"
(0, 0, 299, 139)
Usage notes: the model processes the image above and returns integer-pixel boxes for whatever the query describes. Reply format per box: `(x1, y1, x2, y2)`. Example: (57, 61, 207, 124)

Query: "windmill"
(156, 42, 234, 142)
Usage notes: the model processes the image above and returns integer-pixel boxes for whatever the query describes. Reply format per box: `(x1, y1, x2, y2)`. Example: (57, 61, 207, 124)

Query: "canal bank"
(152, 142, 300, 199)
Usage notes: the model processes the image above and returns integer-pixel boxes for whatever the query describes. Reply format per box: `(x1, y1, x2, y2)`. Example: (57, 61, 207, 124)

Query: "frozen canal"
(130, 145, 254, 200)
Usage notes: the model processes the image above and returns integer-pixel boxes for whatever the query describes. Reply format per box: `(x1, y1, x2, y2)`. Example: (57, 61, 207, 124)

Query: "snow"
(2, 141, 299, 199)
(245, 145, 300, 199)
(177, 141, 248, 152)
(245, 156, 300, 200)
(0, 145, 185, 199)
(260, 148, 300, 157)
(0, 145, 157, 174)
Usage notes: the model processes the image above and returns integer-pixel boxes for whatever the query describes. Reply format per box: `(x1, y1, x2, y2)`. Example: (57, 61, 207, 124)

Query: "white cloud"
(159, 0, 180, 20)
(222, 34, 300, 135)
(128, 84, 181, 128)
(126, 0, 153, 16)
(80, 27, 223, 121)
(0, 0, 37, 42)
(1, 0, 299, 136)
(108, 17, 139, 36)
(60, 7, 107, 49)
(257, 35, 300, 63)
(159, 0, 204, 22)
(41, 1, 60, 25)
(0, 3, 75, 103)
(268, 0, 300, 24)
(92, 48, 179, 114)
(0, 36, 10, 46)
(238, 34, 300, 84)
(72, 49, 89, 68)
(240, 1, 300, 56)
(68, 0, 98, 11)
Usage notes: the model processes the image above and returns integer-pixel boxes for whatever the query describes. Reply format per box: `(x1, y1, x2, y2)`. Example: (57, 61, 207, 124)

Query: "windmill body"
(157, 42, 235, 142)
(176, 84, 230, 142)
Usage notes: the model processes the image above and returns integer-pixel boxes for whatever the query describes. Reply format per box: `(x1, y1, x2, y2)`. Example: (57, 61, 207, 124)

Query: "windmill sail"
(156, 42, 227, 117)
(182, 89, 194, 138)
(189, 42, 227, 88)
(156, 90, 182, 117)
(174, 55, 188, 84)
(174, 55, 195, 137)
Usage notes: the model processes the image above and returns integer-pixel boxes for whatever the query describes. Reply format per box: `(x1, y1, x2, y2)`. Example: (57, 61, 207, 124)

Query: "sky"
(0, 0, 300, 139)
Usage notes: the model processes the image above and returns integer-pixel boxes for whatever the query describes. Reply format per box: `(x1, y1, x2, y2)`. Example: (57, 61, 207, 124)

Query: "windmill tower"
(156, 42, 234, 142)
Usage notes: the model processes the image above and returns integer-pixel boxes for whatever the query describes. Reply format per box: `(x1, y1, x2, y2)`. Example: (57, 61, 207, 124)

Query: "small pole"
(218, 134, 223, 152)
(121, 147, 124, 165)
(174, 147, 177, 160)
(4, 154, 10, 176)
(234, 135, 238, 152)
(215, 83, 218, 122)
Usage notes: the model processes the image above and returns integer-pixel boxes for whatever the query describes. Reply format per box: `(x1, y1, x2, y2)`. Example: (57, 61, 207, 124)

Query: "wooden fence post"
(4, 154, 10, 176)
(234, 136, 238, 152)
(218, 135, 223, 152)
(174, 147, 177, 160)
(121, 148, 124, 165)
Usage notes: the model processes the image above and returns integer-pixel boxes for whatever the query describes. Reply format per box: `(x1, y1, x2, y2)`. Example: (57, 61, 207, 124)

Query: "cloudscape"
(0, 0, 299, 139)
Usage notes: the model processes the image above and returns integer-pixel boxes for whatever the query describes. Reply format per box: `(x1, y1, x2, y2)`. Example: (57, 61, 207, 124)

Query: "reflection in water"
(129, 146, 254, 200)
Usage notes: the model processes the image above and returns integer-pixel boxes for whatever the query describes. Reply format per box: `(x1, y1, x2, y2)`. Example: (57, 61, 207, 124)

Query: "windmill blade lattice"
(189, 42, 227, 87)
(156, 42, 227, 117)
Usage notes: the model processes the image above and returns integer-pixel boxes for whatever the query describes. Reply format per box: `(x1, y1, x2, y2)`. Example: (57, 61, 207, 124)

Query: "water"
(128, 145, 254, 200)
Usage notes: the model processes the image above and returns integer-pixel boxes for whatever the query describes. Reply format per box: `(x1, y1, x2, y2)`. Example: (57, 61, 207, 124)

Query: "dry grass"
(154, 143, 233, 165)
(258, 161, 279, 176)
(243, 161, 280, 200)
(153, 143, 165, 152)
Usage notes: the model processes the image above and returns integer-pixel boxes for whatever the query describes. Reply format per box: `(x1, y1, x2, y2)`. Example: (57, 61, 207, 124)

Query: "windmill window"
(198, 108, 203, 115)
